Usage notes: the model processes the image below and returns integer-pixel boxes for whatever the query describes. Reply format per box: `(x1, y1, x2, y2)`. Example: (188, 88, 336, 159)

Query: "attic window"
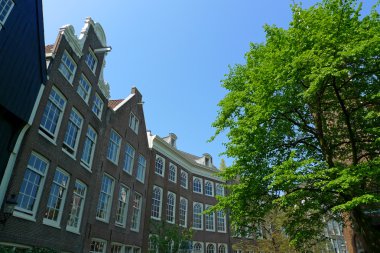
(205, 157, 210, 166)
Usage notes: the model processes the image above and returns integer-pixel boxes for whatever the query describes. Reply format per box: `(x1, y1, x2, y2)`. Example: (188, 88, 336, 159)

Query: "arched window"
(193, 178, 202, 193)
(155, 156, 164, 176)
(193, 243, 202, 253)
(216, 184, 224, 196)
(168, 164, 177, 182)
(205, 181, 213, 196)
(206, 244, 215, 253)
(151, 187, 162, 219)
(179, 197, 187, 227)
(218, 245, 226, 253)
(180, 171, 188, 188)
(166, 192, 175, 223)
(193, 203, 203, 229)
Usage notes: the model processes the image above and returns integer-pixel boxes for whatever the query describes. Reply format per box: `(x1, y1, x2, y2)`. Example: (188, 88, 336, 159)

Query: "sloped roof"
(108, 99, 124, 109)
(45, 44, 54, 54)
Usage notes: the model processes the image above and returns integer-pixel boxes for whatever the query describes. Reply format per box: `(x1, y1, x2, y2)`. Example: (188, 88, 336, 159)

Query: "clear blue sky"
(42, 0, 378, 168)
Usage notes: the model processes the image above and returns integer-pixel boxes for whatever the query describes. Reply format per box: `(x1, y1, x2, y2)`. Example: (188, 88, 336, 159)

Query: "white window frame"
(136, 154, 146, 183)
(218, 244, 228, 253)
(206, 243, 217, 253)
(39, 86, 66, 142)
(166, 192, 176, 224)
(77, 74, 92, 103)
(59, 50, 77, 84)
(193, 242, 204, 253)
(123, 143, 135, 175)
(85, 48, 98, 73)
(66, 179, 87, 234)
(90, 239, 107, 253)
(14, 152, 49, 220)
(216, 183, 225, 197)
(62, 108, 83, 158)
(217, 210, 227, 233)
(193, 202, 203, 230)
(43, 168, 70, 228)
(92, 92, 104, 119)
(205, 180, 214, 197)
(168, 163, 177, 183)
(154, 155, 165, 177)
(179, 197, 188, 228)
(96, 174, 115, 222)
(180, 170, 188, 189)
(193, 177, 203, 194)
(129, 112, 139, 134)
(107, 129, 122, 165)
(111, 243, 124, 253)
(0, 0, 14, 29)
(130, 192, 142, 232)
(151, 186, 163, 220)
(80, 125, 97, 170)
(205, 204, 215, 232)
(115, 184, 130, 227)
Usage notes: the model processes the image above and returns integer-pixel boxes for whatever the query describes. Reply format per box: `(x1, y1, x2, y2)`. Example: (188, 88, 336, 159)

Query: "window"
(0, 0, 14, 27)
(81, 126, 97, 169)
(129, 113, 139, 134)
(205, 181, 214, 196)
(63, 108, 83, 157)
(148, 235, 158, 253)
(92, 93, 104, 119)
(193, 177, 202, 194)
(168, 163, 177, 183)
(131, 192, 142, 231)
(193, 242, 203, 253)
(39, 87, 66, 141)
(115, 185, 130, 227)
(193, 202, 203, 230)
(43, 168, 70, 226)
(216, 183, 224, 197)
(77, 74, 92, 103)
(107, 129, 121, 164)
(96, 174, 114, 222)
(218, 245, 227, 253)
(111, 244, 123, 253)
(179, 197, 187, 227)
(85, 48, 98, 73)
(180, 170, 188, 189)
(151, 186, 163, 220)
(155, 155, 164, 176)
(66, 180, 87, 233)
(207, 244, 215, 253)
(217, 210, 226, 232)
(136, 155, 146, 183)
(123, 143, 135, 175)
(166, 192, 176, 223)
(205, 205, 215, 231)
(133, 248, 141, 253)
(59, 50, 76, 83)
(15, 153, 48, 217)
(90, 239, 106, 253)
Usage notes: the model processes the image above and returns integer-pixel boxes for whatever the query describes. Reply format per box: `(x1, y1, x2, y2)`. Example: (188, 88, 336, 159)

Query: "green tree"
(212, 0, 380, 251)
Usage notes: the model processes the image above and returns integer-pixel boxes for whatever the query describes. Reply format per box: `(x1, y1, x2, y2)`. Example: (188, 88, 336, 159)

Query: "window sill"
(66, 227, 81, 235)
(38, 130, 57, 145)
(62, 148, 77, 160)
(13, 210, 36, 222)
(42, 219, 61, 229)
(80, 161, 93, 172)
(192, 227, 203, 231)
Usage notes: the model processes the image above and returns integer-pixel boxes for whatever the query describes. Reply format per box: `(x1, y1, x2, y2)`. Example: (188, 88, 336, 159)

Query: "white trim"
(179, 196, 188, 228)
(180, 170, 188, 189)
(66, 179, 87, 234)
(95, 173, 115, 223)
(205, 204, 215, 232)
(166, 191, 176, 224)
(89, 238, 107, 253)
(168, 163, 177, 183)
(151, 185, 163, 220)
(205, 180, 214, 197)
(193, 176, 203, 194)
(112, 94, 134, 111)
(154, 154, 165, 177)
(193, 241, 204, 253)
(206, 243, 217, 253)
(115, 184, 130, 228)
(192, 202, 203, 230)
(217, 243, 228, 253)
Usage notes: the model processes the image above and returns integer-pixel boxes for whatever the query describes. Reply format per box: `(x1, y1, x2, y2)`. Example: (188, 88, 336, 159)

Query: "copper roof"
(108, 99, 124, 109)
(45, 44, 54, 54)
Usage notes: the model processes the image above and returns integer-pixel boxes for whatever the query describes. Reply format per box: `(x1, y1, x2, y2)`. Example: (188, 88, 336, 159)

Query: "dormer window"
(205, 157, 210, 166)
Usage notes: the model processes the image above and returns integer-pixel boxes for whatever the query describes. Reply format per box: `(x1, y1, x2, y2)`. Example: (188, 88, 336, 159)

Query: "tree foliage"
(212, 0, 380, 251)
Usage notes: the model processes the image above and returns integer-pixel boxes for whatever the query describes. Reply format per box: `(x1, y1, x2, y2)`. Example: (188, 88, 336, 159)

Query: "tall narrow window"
(166, 192, 176, 223)
(180, 171, 188, 189)
(129, 113, 139, 134)
(0, 0, 14, 27)
(63, 108, 83, 157)
(81, 126, 97, 169)
(43, 168, 70, 226)
(59, 51, 77, 83)
(155, 156, 164, 176)
(15, 153, 48, 217)
(39, 87, 66, 141)
(205, 181, 214, 196)
(107, 129, 121, 164)
(168, 164, 177, 183)
(193, 177, 202, 193)
(66, 180, 87, 233)
(131, 192, 142, 231)
(193, 203, 203, 230)
(77, 74, 92, 103)
(179, 197, 187, 227)
(217, 210, 226, 232)
(216, 183, 224, 197)
(96, 174, 114, 222)
(123, 143, 135, 174)
(136, 155, 146, 183)
(92, 93, 104, 119)
(90, 239, 106, 253)
(151, 186, 163, 220)
(206, 244, 215, 253)
(115, 185, 130, 227)
(205, 205, 215, 231)
(85, 48, 98, 73)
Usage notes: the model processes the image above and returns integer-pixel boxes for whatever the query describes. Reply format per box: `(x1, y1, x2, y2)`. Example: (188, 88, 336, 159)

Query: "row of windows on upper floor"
(150, 186, 227, 233)
(155, 155, 225, 197)
(39, 86, 144, 180)
(14, 152, 144, 235)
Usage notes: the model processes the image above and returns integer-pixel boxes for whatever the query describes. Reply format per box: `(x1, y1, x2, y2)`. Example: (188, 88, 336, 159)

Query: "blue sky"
(42, 0, 378, 167)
